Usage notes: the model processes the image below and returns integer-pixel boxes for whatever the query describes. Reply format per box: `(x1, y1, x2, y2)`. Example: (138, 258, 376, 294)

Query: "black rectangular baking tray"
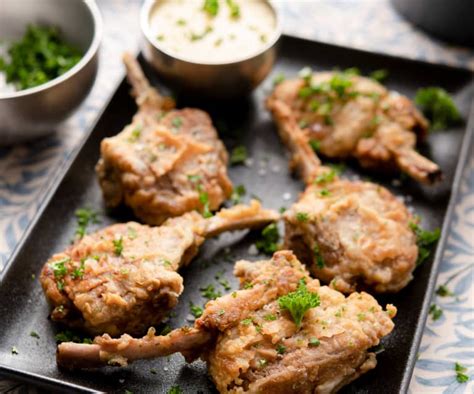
(0, 35, 473, 394)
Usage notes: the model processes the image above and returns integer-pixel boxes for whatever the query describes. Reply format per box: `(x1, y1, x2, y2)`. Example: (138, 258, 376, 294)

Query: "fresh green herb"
(171, 116, 183, 129)
(160, 325, 172, 335)
(231, 291, 237, 298)
(276, 343, 286, 354)
(30, 331, 40, 339)
(230, 184, 246, 205)
(298, 67, 313, 82)
(203, 0, 219, 16)
(50, 257, 70, 279)
(167, 386, 182, 394)
(278, 279, 320, 327)
(197, 183, 213, 218)
(264, 314, 277, 321)
(11, 346, 18, 355)
(190, 26, 214, 41)
(200, 284, 221, 300)
(309, 337, 320, 347)
(309, 139, 321, 152)
(187, 174, 202, 183)
(409, 220, 440, 265)
(429, 304, 443, 321)
(313, 244, 325, 269)
(0, 24, 81, 90)
(113, 237, 124, 256)
(71, 260, 85, 280)
(54, 330, 92, 344)
(369, 69, 388, 83)
(343, 67, 360, 76)
(243, 282, 254, 289)
(176, 19, 187, 26)
(255, 223, 280, 255)
(415, 87, 461, 130)
(226, 0, 240, 18)
(75, 208, 100, 239)
(273, 72, 285, 86)
(318, 188, 331, 197)
(241, 318, 253, 326)
(189, 303, 203, 318)
(436, 285, 454, 297)
(218, 309, 225, 316)
(128, 125, 142, 142)
(230, 145, 247, 165)
(455, 362, 469, 383)
(314, 169, 337, 184)
(357, 313, 366, 321)
(219, 278, 232, 291)
(296, 212, 309, 222)
(279, 207, 287, 214)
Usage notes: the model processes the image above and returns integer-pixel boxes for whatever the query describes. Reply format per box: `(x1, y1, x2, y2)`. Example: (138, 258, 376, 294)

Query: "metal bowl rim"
(140, 0, 282, 66)
(0, 0, 103, 100)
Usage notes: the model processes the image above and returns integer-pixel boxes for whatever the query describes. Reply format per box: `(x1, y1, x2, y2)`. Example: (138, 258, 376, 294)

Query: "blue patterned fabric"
(0, 1, 472, 392)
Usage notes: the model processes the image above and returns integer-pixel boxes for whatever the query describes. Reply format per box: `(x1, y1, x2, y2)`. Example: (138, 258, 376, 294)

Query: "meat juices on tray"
(57, 251, 397, 394)
(267, 70, 441, 184)
(96, 53, 233, 225)
(266, 85, 419, 293)
(40, 201, 279, 336)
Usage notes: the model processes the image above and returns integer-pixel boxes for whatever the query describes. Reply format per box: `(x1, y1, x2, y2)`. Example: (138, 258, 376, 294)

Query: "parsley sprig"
(409, 219, 440, 265)
(415, 87, 461, 130)
(75, 208, 100, 239)
(278, 279, 320, 327)
(255, 223, 280, 255)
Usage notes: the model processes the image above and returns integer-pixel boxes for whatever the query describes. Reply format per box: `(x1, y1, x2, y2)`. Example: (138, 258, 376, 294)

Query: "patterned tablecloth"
(0, 1, 473, 393)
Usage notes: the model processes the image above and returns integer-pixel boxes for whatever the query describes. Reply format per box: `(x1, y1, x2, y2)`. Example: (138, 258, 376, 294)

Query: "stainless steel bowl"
(0, 0, 102, 145)
(140, 0, 281, 99)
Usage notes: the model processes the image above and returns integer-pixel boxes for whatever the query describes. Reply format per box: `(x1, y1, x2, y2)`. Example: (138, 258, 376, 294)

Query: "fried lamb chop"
(267, 69, 441, 184)
(40, 201, 278, 336)
(266, 93, 418, 293)
(96, 53, 233, 225)
(57, 251, 397, 394)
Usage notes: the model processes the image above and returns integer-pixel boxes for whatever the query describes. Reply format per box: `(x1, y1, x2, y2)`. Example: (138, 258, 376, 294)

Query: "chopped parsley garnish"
(309, 337, 320, 347)
(255, 223, 280, 255)
(436, 285, 454, 297)
(54, 330, 92, 344)
(30, 331, 40, 339)
(318, 188, 331, 197)
(243, 282, 254, 289)
(11, 346, 18, 355)
(219, 278, 232, 291)
(409, 220, 440, 265)
(313, 244, 325, 269)
(369, 69, 388, 83)
(296, 212, 309, 222)
(273, 72, 285, 86)
(241, 318, 253, 326)
(429, 304, 443, 321)
(230, 184, 246, 205)
(190, 26, 213, 41)
(357, 313, 366, 321)
(128, 125, 142, 142)
(160, 325, 172, 335)
(113, 237, 124, 256)
(226, 0, 240, 18)
(276, 343, 286, 354)
(309, 139, 321, 152)
(263, 313, 277, 321)
(167, 385, 182, 394)
(278, 279, 320, 327)
(50, 257, 70, 278)
(171, 116, 183, 129)
(71, 260, 86, 280)
(197, 184, 213, 218)
(455, 362, 469, 383)
(200, 284, 221, 300)
(190, 302, 203, 318)
(314, 169, 337, 184)
(75, 208, 100, 239)
(187, 174, 202, 183)
(0, 24, 82, 90)
(230, 145, 247, 165)
(415, 87, 461, 130)
(203, 0, 219, 16)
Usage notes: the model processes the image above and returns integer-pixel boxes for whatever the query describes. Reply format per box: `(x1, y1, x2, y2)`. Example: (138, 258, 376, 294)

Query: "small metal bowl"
(140, 0, 281, 99)
(0, 0, 102, 145)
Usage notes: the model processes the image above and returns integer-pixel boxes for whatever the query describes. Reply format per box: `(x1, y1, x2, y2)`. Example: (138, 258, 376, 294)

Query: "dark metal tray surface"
(0, 36, 473, 393)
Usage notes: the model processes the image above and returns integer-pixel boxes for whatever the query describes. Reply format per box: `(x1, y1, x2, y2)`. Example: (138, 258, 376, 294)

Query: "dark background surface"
(0, 36, 472, 393)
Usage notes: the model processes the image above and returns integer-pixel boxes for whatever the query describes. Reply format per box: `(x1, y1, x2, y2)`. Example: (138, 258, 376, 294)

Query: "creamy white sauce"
(149, 0, 277, 64)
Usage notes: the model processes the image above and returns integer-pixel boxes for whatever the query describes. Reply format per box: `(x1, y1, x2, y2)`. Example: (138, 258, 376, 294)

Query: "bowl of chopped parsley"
(0, 0, 102, 144)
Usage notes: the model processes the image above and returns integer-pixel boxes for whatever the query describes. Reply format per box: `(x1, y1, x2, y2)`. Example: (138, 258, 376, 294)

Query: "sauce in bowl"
(149, 0, 278, 64)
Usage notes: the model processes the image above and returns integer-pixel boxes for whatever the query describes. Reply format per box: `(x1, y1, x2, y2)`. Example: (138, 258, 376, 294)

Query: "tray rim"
(0, 34, 473, 393)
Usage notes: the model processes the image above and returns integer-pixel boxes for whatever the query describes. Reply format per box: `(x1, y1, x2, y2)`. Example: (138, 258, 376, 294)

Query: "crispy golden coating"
(57, 251, 396, 394)
(267, 71, 441, 184)
(41, 201, 279, 336)
(96, 53, 232, 225)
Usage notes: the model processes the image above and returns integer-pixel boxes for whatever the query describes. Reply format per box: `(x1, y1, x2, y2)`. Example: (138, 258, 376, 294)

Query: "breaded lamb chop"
(266, 94, 418, 293)
(40, 201, 278, 336)
(267, 69, 442, 184)
(57, 251, 397, 394)
(96, 53, 233, 225)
